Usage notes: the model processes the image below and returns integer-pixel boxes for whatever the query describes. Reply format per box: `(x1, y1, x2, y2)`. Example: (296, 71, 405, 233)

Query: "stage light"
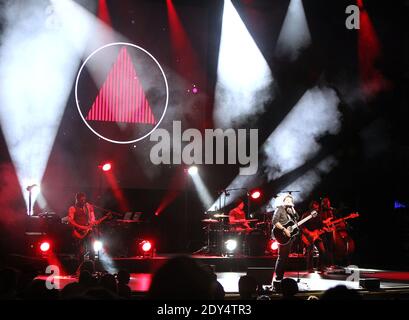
(225, 239, 238, 252)
(276, 0, 311, 61)
(270, 240, 279, 251)
(188, 166, 214, 209)
(141, 240, 152, 252)
(250, 190, 261, 200)
(0, 0, 104, 214)
(93, 240, 103, 252)
(188, 166, 198, 175)
(138, 240, 154, 257)
(214, 0, 273, 128)
(192, 85, 199, 94)
(101, 162, 112, 172)
(40, 241, 51, 253)
(267, 240, 278, 252)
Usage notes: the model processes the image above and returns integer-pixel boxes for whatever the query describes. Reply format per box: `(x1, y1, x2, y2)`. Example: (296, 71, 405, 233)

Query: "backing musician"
(320, 197, 335, 267)
(68, 192, 96, 262)
(272, 194, 299, 281)
(228, 200, 251, 232)
(301, 200, 331, 272)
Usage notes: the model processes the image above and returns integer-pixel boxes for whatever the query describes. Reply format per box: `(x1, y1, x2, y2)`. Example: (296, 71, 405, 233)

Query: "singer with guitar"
(271, 194, 299, 281)
(68, 192, 97, 262)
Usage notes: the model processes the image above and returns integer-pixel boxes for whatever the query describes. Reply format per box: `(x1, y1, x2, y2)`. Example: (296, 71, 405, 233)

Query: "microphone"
(26, 184, 38, 192)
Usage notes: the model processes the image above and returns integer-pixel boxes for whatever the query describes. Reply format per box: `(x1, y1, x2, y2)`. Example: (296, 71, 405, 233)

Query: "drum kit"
(200, 212, 273, 256)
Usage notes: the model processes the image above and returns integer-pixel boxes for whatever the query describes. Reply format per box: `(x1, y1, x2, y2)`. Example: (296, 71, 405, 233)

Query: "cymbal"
(201, 219, 219, 223)
(213, 214, 229, 218)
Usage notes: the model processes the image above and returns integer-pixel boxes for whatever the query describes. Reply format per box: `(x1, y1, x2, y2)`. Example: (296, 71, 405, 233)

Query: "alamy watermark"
(345, 5, 360, 30)
(149, 121, 258, 176)
(45, 265, 60, 290)
(345, 265, 360, 282)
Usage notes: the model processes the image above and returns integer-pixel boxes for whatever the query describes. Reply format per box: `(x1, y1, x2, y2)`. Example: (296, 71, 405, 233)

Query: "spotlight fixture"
(93, 240, 103, 252)
(39, 241, 51, 253)
(225, 239, 238, 252)
(250, 190, 262, 200)
(138, 240, 154, 257)
(141, 240, 152, 252)
(269, 240, 279, 252)
(187, 166, 198, 175)
(101, 162, 112, 172)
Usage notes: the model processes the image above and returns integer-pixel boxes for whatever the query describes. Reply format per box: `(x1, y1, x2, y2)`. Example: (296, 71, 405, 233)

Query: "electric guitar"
(272, 210, 318, 245)
(301, 212, 360, 246)
(72, 212, 112, 240)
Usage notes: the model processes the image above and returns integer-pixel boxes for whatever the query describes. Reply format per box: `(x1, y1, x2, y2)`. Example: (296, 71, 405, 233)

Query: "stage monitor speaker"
(359, 278, 380, 291)
(247, 267, 273, 286)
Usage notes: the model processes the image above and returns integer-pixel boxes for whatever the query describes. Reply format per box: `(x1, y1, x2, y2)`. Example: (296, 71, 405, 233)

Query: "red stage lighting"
(270, 240, 279, 251)
(250, 190, 261, 200)
(141, 240, 152, 252)
(40, 241, 51, 253)
(102, 162, 112, 172)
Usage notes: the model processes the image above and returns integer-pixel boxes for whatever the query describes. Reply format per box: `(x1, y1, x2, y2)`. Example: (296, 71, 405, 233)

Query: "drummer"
(228, 199, 251, 232)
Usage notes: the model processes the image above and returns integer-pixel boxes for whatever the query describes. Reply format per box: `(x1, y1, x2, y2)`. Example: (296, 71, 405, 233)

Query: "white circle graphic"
(75, 42, 169, 144)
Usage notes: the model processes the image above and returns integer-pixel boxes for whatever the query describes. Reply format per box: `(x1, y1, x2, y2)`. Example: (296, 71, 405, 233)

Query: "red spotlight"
(250, 190, 261, 200)
(40, 241, 51, 253)
(141, 240, 152, 252)
(269, 240, 279, 251)
(101, 162, 112, 172)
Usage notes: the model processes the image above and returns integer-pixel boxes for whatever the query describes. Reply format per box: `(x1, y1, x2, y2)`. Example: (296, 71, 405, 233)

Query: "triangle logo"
(86, 46, 156, 124)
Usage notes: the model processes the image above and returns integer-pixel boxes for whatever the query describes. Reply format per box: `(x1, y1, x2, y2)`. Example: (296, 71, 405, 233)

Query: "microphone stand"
(291, 208, 302, 284)
(288, 206, 302, 284)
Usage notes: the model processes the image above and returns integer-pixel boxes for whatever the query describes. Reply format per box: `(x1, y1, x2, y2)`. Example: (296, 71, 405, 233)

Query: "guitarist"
(68, 192, 96, 262)
(272, 194, 299, 281)
(301, 200, 330, 273)
(320, 197, 335, 267)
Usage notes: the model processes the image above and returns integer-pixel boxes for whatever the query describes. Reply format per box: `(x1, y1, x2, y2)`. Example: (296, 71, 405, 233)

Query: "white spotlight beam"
(268, 156, 338, 208)
(191, 173, 214, 210)
(276, 0, 312, 61)
(210, 86, 341, 211)
(50, 0, 125, 90)
(0, 0, 123, 212)
(0, 1, 87, 210)
(214, 0, 274, 129)
(263, 87, 341, 181)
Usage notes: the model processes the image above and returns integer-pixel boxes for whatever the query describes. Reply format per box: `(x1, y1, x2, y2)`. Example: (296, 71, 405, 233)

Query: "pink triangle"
(86, 47, 156, 124)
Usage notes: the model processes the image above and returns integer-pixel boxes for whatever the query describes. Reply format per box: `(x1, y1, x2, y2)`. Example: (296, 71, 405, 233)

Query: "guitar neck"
(296, 211, 317, 227)
(328, 214, 357, 226)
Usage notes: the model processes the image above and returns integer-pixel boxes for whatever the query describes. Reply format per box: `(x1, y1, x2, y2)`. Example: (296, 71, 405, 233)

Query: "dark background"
(0, 0, 408, 269)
